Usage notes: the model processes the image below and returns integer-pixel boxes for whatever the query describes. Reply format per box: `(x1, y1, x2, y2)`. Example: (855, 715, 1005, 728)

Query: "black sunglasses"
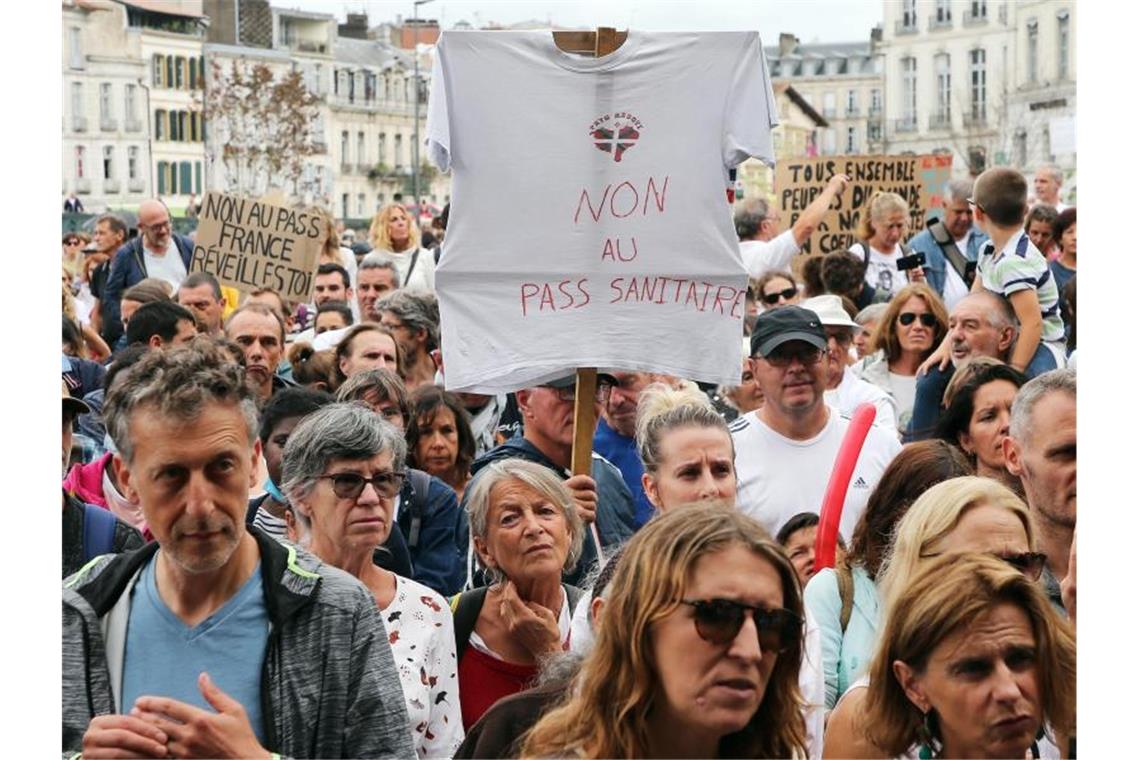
(898, 312, 937, 328)
(762, 287, 798, 305)
(317, 470, 406, 499)
(920, 551, 1048, 581)
(681, 599, 801, 652)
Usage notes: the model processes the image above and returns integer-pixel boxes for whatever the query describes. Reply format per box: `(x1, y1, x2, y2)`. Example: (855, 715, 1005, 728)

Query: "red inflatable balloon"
(814, 403, 878, 571)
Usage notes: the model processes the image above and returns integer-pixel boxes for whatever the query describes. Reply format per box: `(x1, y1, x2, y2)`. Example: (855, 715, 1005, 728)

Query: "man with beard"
(593, 371, 656, 527)
(1004, 369, 1076, 611)
(224, 303, 294, 402)
(908, 291, 1017, 440)
(730, 306, 901, 540)
(62, 340, 413, 758)
(376, 290, 440, 392)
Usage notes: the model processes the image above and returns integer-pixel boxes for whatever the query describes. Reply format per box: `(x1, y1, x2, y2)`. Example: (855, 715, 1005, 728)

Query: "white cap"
(801, 294, 859, 330)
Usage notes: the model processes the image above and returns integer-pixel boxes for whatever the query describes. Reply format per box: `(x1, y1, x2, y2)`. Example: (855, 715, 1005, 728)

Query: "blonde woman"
(368, 202, 435, 293)
(521, 504, 807, 758)
(849, 191, 925, 299)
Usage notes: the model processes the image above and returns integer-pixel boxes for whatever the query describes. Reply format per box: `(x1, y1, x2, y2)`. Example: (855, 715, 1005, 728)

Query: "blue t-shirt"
(593, 417, 655, 528)
(121, 555, 269, 743)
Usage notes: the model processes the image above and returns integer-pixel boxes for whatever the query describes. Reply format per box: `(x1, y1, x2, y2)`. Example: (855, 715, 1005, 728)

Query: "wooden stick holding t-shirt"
(558, 27, 627, 559)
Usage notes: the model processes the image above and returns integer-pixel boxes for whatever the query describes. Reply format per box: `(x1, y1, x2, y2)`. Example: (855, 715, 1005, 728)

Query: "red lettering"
(643, 175, 669, 215)
(625, 277, 641, 302)
(711, 285, 735, 315)
(540, 284, 556, 312)
(520, 283, 539, 316)
(609, 181, 638, 218)
(557, 279, 575, 309)
(683, 281, 703, 311)
(730, 289, 746, 318)
(576, 278, 591, 308)
(573, 185, 610, 224)
(609, 277, 624, 304)
(601, 238, 616, 261)
(699, 281, 713, 311)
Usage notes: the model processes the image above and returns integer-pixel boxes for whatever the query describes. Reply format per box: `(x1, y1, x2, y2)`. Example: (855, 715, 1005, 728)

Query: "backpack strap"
(450, 586, 490, 662)
(925, 218, 976, 288)
(405, 247, 421, 283)
(406, 469, 432, 550)
(835, 558, 856, 635)
(858, 240, 871, 268)
(82, 503, 118, 561)
(564, 583, 585, 616)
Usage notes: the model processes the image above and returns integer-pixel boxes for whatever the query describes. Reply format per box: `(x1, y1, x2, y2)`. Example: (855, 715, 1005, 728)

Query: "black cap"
(543, 372, 619, 389)
(750, 305, 828, 358)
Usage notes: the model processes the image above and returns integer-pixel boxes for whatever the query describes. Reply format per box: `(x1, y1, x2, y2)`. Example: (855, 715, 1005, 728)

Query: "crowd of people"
(61, 163, 1075, 758)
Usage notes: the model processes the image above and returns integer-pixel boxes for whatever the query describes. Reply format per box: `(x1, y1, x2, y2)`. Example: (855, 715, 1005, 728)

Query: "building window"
(935, 53, 951, 123)
(901, 57, 917, 127)
(71, 82, 83, 121)
(175, 57, 185, 89)
(180, 161, 192, 194)
(128, 146, 139, 180)
(69, 27, 83, 69)
(189, 59, 198, 89)
(823, 92, 836, 118)
(100, 83, 112, 123)
(1057, 11, 1070, 80)
(1027, 20, 1038, 84)
(935, 0, 951, 23)
(394, 134, 404, 168)
(1014, 130, 1027, 168)
(902, 0, 917, 28)
(341, 131, 350, 164)
(103, 146, 114, 179)
(970, 48, 986, 123)
(153, 54, 164, 87)
(342, 193, 350, 219)
(365, 71, 376, 102)
(125, 84, 137, 124)
(377, 194, 385, 209)
(823, 129, 837, 156)
(357, 193, 366, 216)
(155, 109, 166, 140)
(75, 146, 86, 179)
(196, 163, 202, 194)
(846, 126, 857, 153)
(378, 133, 387, 165)
(846, 89, 858, 115)
(189, 112, 199, 142)
(871, 88, 882, 115)
(357, 131, 365, 166)
(166, 56, 175, 89)
(157, 160, 167, 194)
(198, 57, 206, 88)
(970, 0, 987, 19)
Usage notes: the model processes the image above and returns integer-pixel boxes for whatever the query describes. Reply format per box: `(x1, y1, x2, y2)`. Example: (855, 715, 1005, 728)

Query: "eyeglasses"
(681, 599, 802, 652)
(317, 470, 406, 499)
(919, 551, 1048, 581)
(762, 288, 798, 305)
(825, 329, 853, 346)
(64, 239, 81, 246)
(898, 312, 937, 328)
(548, 382, 613, 405)
(762, 346, 825, 368)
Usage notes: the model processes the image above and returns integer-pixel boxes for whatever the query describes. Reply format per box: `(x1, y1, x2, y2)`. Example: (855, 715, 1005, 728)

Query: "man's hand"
(563, 473, 598, 525)
(907, 266, 927, 283)
(131, 672, 269, 759)
(1061, 531, 1076, 624)
(498, 580, 562, 657)
(81, 714, 169, 759)
(825, 173, 850, 197)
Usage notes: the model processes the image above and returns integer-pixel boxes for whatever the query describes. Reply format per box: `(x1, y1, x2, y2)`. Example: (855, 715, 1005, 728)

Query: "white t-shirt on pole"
(427, 30, 778, 393)
(730, 405, 902, 541)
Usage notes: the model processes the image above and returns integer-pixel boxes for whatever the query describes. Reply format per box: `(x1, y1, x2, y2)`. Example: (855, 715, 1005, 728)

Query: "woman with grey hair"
(853, 302, 888, 359)
(281, 402, 464, 757)
(451, 458, 585, 731)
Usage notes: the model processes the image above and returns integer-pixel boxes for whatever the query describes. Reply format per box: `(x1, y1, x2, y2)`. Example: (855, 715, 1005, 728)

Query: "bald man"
(101, 199, 196, 346)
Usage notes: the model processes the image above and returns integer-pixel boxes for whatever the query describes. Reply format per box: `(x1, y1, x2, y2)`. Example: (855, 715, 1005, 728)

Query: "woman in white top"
(855, 283, 948, 434)
(849, 191, 926, 300)
(281, 402, 464, 758)
(369, 203, 435, 294)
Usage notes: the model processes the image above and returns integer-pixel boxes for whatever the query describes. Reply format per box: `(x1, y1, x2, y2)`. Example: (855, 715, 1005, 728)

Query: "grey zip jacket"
(62, 526, 414, 759)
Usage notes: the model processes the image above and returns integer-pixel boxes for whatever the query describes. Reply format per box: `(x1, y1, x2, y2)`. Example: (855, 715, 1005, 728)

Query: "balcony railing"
(125, 118, 143, 132)
(100, 117, 118, 132)
(963, 110, 988, 127)
(963, 10, 988, 27)
(869, 105, 883, 118)
(895, 117, 918, 133)
(76, 178, 91, 193)
(929, 14, 953, 31)
(72, 115, 88, 132)
(895, 19, 918, 35)
(822, 107, 836, 118)
(128, 178, 146, 193)
(929, 113, 952, 130)
(845, 106, 861, 117)
(104, 179, 121, 193)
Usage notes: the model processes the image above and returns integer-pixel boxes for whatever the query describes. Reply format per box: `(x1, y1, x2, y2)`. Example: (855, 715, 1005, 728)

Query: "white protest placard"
(428, 30, 773, 394)
(190, 191, 326, 301)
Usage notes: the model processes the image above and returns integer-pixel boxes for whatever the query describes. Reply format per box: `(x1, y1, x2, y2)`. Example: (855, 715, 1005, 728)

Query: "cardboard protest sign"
(190, 191, 326, 300)
(775, 154, 954, 256)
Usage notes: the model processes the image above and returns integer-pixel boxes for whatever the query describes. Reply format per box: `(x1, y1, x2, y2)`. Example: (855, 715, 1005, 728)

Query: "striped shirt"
(978, 232, 1065, 344)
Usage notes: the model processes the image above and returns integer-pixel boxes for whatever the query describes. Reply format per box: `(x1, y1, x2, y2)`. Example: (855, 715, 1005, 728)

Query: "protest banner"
(774, 154, 954, 256)
(190, 191, 326, 301)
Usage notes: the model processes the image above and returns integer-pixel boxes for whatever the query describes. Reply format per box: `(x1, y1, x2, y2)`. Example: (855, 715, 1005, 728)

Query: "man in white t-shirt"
(734, 173, 850, 279)
(801, 294, 898, 433)
(730, 306, 902, 541)
(138, 198, 188, 291)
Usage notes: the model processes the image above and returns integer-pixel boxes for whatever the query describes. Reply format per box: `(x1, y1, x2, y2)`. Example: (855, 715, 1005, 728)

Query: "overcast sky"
(280, 0, 882, 44)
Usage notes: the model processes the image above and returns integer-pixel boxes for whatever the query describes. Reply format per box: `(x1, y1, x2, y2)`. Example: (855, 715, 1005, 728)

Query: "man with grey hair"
(909, 290, 1018, 440)
(906, 178, 989, 310)
(63, 339, 413, 759)
(1032, 164, 1069, 212)
(734, 173, 849, 278)
(1003, 368, 1076, 610)
(376, 289, 441, 391)
(357, 252, 402, 322)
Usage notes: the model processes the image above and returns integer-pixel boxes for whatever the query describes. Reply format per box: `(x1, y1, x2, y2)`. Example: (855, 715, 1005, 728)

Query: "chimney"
(339, 12, 369, 39)
(779, 33, 798, 57)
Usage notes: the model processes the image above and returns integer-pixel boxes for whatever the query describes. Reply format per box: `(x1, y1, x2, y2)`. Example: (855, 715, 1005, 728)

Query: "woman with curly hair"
(521, 504, 807, 758)
(368, 202, 435, 292)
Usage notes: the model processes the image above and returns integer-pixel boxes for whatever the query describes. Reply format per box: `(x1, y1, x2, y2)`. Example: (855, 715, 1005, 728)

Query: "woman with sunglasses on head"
(935, 358, 1027, 492)
(822, 476, 1049, 758)
(854, 283, 949, 435)
(280, 402, 465, 758)
(864, 553, 1074, 759)
(522, 504, 807, 758)
(755, 270, 801, 311)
